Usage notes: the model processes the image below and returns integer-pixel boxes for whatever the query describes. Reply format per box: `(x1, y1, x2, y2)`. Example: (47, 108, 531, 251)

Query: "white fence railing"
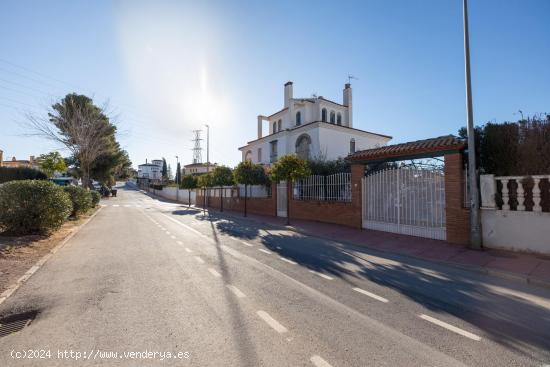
(293, 173, 352, 202)
(481, 174, 549, 212)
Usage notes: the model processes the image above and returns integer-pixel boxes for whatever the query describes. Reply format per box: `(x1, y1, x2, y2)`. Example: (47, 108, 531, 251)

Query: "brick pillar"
(351, 164, 364, 229)
(444, 153, 470, 245)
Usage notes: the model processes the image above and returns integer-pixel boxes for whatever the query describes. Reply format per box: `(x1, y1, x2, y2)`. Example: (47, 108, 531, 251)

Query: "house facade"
(238, 82, 391, 165)
(183, 162, 217, 176)
(0, 150, 40, 169)
(137, 159, 163, 183)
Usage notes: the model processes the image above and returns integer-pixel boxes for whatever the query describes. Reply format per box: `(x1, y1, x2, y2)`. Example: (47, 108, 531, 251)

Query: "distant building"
(238, 81, 391, 165)
(183, 162, 217, 176)
(0, 150, 40, 169)
(137, 159, 163, 186)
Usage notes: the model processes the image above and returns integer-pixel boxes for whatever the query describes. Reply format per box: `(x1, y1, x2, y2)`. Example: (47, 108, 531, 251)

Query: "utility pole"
(205, 124, 210, 173)
(463, 0, 482, 249)
(175, 155, 179, 202)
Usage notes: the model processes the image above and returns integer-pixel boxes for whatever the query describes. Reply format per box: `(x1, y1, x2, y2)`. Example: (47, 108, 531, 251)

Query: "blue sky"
(1, 0, 548, 170)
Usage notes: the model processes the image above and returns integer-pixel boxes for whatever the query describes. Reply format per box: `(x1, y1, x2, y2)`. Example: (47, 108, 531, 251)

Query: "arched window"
(350, 139, 356, 154)
(272, 121, 277, 133)
(337, 113, 342, 125)
(321, 108, 327, 122)
(295, 134, 311, 160)
(296, 111, 301, 126)
(244, 150, 252, 161)
(330, 111, 335, 124)
(278, 119, 282, 132)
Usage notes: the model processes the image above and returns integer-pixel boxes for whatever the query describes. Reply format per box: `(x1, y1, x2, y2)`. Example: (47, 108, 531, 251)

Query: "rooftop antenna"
(191, 130, 203, 164)
(347, 75, 358, 84)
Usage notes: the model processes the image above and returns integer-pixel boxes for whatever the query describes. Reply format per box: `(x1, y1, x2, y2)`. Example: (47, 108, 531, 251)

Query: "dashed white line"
(419, 314, 481, 341)
(194, 256, 205, 264)
(112, 204, 120, 207)
(165, 231, 171, 235)
(185, 248, 192, 253)
(257, 311, 288, 333)
(170, 235, 176, 239)
(280, 257, 297, 265)
(258, 249, 272, 255)
(310, 355, 333, 367)
(227, 285, 246, 298)
(352, 287, 389, 303)
(176, 241, 183, 245)
(240, 241, 254, 247)
(208, 268, 222, 278)
(309, 270, 333, 280)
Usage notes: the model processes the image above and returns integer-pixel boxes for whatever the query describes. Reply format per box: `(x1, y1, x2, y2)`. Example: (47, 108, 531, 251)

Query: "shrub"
(90, 190, 101, 207)
(0, 180, 72, 234)
(63, 185, 92, 217)
(0, 167, 47, 184)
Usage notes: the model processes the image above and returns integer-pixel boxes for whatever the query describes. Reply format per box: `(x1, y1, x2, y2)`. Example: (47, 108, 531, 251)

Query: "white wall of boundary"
(148, 187, 196, 205)
(480, 174, 550, 255)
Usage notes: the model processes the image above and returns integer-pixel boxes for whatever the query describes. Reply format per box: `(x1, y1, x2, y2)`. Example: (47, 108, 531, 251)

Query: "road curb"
(0, 206, 103, 306)
(193, 205, 550, 290)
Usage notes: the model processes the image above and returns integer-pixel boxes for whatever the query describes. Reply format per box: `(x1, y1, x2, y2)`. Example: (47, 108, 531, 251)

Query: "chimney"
(284, 81, 293, 108)
(257, 115, 264, 139)
(0, 150, 3, 167)
(29, 155, 35, 165)
(343, 83, 353, 127)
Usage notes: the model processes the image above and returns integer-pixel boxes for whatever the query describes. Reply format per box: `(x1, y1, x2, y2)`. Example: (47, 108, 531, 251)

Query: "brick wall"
(196, 185, 277, 217)
(444, 153, 470, 245)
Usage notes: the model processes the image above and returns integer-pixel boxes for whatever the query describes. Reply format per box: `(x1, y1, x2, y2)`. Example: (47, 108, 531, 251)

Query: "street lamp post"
(463, 0, 482, 249)
(175, 155, 179, 202)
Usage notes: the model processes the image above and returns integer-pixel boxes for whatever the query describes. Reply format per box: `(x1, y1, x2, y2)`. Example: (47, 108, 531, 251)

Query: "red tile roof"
(348, 135, 465, 162)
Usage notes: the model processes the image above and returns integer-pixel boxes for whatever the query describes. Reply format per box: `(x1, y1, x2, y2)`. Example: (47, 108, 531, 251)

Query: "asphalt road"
(0, 182, 549, 366)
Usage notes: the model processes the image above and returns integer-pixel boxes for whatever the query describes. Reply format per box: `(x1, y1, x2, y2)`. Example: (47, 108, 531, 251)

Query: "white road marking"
(185, 248, 192, 253)
(170, 235, 176, 239)
(240, 241, 254, 247)
(112, 204, 119, 207)
(165, 231, 171, 235)
(176, 241, 183, 245)
(419, 314, 481, 341)
(208, 268, 222, 278)
(194, 256, 205, 264)
(309, 270, 333, 280)
(310, 355, 333, 367)
(124, 204, 131, 207)
(280, 257, 297, 265)
(259, 249, 272, 255)
(352, 287, 389, 303)
(257, 311, 288, 333)
(227, 285, 246, 298)
(160, 227, 166, 231)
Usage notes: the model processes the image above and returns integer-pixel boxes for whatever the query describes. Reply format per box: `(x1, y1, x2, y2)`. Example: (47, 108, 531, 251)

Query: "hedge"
(0, 180, 72, 235)
(63, 186, 93, 217)
(0, 167, 47, 184)
(90, 190, 101, 207)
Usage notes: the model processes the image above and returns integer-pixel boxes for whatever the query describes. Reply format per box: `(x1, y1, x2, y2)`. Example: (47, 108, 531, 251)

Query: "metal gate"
(277, 181, 287, 217)
(362, 167, 446, 240)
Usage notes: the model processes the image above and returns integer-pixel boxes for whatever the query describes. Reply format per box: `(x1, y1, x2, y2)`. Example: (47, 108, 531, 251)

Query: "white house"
(137, 159, 163, 183)
(238, 81, 391, 165)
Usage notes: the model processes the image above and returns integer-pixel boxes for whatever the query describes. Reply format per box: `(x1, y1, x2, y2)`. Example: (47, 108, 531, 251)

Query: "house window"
(321, 108, 327, 122)
(296, 111, 301, 126)
(350, 139, 356, 154)
(270, 141, 278, 163)
(278, 119, 282, 131)
(245, 150, 252, 162)
(295, 134, 311, 160)
(257, 148, 262, 162)
(272, 121, 277, 133)
(330, 111, 335, 124)
(337, 113, 342, 125)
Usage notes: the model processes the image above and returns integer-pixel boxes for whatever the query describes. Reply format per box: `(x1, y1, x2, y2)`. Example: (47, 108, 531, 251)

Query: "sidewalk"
(195, 205, 550, 288)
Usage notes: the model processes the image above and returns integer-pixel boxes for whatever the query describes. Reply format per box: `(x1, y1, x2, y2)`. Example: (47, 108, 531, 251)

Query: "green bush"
(63, 185, 92, 217)
(90, 190, 101, 207)
(0, 167, 47, 184)
(0, 180, 72, 234)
